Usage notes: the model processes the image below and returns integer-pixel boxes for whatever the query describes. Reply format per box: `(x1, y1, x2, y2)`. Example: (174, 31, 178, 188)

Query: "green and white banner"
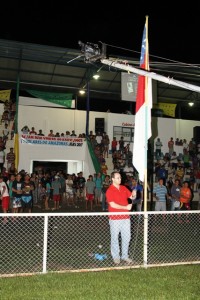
(23, 90, 75, 108)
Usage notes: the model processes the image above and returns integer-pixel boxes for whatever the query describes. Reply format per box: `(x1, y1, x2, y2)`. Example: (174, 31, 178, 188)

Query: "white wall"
(18, 97, 106, 136)
(17, 97, 200, 176)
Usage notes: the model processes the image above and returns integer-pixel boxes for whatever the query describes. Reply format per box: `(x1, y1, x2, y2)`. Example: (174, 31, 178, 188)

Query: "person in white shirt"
(155, 138, 163, 158)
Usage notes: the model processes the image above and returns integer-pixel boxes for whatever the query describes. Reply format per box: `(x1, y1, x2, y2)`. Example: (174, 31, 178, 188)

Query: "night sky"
(1, 3, 199, 64)
(1, 3, 200, 120)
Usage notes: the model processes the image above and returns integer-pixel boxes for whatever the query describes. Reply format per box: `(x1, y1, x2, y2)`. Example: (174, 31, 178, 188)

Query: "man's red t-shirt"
(106, 184, 132, 220)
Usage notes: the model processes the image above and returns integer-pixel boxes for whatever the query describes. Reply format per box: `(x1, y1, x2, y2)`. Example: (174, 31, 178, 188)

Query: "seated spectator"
(65, 131, 71, 137)
(21, 125, 30, 134)
(70, 130, 77, 137)
(48, 130, 55, 137)
(29, 127, 37, 135)
(37, 129, 44, 136)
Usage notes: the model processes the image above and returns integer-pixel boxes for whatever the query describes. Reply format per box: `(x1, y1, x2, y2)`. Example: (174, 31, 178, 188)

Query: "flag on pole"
(133, 16, 152, 182)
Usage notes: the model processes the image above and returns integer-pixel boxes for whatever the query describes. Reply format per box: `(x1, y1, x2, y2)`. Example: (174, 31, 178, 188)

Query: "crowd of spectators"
(153, 136, 200, 211)
(1, 118, 200, 217)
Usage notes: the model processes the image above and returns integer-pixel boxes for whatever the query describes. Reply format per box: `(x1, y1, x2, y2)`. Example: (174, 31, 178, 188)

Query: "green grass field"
(0, 265, 199, 299)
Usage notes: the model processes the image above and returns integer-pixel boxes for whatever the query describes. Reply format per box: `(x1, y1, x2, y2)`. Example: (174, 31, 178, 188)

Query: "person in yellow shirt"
(175, 166, 184, 184)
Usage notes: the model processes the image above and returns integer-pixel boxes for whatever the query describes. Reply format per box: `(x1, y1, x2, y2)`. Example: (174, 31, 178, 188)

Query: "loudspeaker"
(95, 118, 104, 133)
(193, 126, 200, 142)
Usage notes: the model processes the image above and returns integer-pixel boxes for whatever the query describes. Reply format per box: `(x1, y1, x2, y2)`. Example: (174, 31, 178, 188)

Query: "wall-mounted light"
(79, 89, 85, 95)
(188, 102, 194, 107)
(93, 74, 100, 80)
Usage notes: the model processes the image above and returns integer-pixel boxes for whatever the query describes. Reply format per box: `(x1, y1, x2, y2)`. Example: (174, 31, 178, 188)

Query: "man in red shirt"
(111, 137, 118, 154)
(106, 171, 136, 265)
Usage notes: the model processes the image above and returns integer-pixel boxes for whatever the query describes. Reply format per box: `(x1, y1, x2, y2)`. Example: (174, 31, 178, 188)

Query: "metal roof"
(0, 39, 200, 119)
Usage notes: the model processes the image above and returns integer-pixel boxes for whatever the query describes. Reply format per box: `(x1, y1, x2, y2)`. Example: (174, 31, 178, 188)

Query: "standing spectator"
(179, 181, 192, 223)
(175, 166, 185, 184)
(76, 172, 86, 200)
(21, 174, 35, 213)
(106, 171, 136, 265)
(0, 175, 10, 223)
(85, 175, 96, 211)
(95, 132, 102, 147)
(170, 152, 178, 171)
(0, 136, 6, 151)
(101, 161, 108, 176)
(2, 167, 9, 182)
(2, 123, 9, 144)
(155, 138, 163, 158)
(194, 167, 200, 192)
(179, 181, 192, 211)
(168, 137, 174, 156)
(124, 146, 133, 166)
(182, 139, 189, 153)
(130, 178, 143, 212)
(111, 137, 118, 154)
(6, 147, 15, 170)
(94, 172, 102, 207)
(7, 174, 15, 213)
(71, 173, 78, 206)
(30, 172, 39, 205)
(43, 179, 51, 210)
(65, 174, 74, 206)
(101, 174, 111, 211)
(188, 138, 196, 157)
(182, 149, 190, 170)
(12, 173, 23, 213)
(170, 179, 181, 211)
(119, 136, 125, 153)
(10, 122, 14, 140)
(58, 172, 66, 207)
(153, 178, 168, 211)
(51, 175, 61, 210)
(8, 162, 17, 177)
(157, 165, 168, 186)
(102, 132, 110, 158)
(0, 148, 5, 173)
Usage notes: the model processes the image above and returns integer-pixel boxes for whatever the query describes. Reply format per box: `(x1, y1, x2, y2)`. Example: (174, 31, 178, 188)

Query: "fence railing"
(0, 211, 200, 277)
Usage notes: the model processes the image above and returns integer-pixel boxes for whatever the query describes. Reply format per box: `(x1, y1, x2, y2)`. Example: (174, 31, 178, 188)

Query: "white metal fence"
(0, 211, 200, 277)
